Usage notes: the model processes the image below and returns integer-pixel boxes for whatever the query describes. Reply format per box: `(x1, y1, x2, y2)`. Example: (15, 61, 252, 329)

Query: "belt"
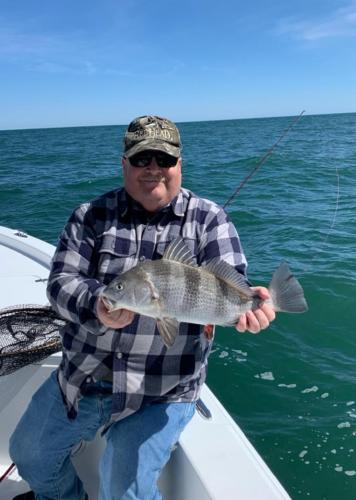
(83, 380, 113, 396)
(101, 372, 113, 382)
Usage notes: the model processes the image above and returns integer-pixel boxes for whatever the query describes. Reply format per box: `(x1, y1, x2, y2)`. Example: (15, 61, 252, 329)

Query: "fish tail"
(268, 262, 308, 313)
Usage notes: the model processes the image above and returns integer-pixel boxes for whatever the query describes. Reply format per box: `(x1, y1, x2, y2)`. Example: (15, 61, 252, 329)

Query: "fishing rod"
(223, 110, 305, 209)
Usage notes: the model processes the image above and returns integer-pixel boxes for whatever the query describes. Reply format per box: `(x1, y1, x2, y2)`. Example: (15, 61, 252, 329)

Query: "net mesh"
(0, 305, 65, 377)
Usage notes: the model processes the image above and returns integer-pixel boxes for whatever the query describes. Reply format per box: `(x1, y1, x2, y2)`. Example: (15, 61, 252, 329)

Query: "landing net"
(0, 305, 64, 377)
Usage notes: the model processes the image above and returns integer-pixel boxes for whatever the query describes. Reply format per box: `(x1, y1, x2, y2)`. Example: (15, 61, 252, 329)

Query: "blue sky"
(1, 0, 356, 129)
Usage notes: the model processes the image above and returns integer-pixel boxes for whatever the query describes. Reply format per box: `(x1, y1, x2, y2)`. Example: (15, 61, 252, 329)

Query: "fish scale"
(146, 260, 243, 325)
(101, 238, 308, 347)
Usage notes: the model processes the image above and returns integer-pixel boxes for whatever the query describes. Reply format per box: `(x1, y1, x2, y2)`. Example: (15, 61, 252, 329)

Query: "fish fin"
(156, 317, 180, 347)
(268, 262, 308, 313)
(163, 238, 198, 267)
(203, 324, 215, 341)
(205, 259, 253, 299)
(145, 278, 160, 300)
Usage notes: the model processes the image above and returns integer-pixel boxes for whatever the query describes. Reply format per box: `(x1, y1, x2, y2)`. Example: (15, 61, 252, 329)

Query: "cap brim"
(124, 139, 181, 159)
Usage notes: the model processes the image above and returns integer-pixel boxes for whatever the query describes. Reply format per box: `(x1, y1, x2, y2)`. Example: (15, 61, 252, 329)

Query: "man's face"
(122, 151, 182, 213)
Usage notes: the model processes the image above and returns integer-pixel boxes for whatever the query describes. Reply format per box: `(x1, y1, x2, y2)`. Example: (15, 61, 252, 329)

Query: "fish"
(100, 238, 308, 347)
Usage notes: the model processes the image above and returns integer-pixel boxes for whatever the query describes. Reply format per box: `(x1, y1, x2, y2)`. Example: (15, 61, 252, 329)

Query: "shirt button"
(139, 256, 146, 262)
(116, 352, 123, 359)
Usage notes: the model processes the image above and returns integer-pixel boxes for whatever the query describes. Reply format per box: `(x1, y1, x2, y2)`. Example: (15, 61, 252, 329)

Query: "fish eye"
(116, 282, 124, 291)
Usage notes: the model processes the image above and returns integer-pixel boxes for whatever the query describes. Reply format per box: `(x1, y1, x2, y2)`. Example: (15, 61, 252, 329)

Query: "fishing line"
(302, 164, 341, 275)
(322, 166, 340, 246)
(222, 110, 340, 276)
(223, 110, 305, 209)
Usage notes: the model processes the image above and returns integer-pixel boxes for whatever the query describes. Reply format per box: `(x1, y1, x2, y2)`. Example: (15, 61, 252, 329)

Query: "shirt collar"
(170, 190, 185, 217)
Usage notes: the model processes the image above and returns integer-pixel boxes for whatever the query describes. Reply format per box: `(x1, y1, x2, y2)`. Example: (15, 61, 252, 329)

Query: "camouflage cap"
(123, 115, 181, 158)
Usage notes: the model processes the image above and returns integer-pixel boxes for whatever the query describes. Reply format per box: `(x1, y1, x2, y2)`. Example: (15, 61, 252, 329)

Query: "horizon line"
(1, 110, 355, 132)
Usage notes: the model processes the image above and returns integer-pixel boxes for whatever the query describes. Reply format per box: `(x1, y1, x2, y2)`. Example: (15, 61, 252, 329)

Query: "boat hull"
(0, 226, 290, 499)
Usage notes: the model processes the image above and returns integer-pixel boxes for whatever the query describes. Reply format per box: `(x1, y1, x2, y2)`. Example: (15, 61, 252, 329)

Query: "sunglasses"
(127, 151, 178, 168)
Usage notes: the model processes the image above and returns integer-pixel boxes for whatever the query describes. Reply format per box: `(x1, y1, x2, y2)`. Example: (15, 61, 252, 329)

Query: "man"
(10, 115, 275, 500)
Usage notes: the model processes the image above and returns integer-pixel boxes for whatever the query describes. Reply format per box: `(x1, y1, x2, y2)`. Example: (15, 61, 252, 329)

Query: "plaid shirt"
(47, 187, 247, 425)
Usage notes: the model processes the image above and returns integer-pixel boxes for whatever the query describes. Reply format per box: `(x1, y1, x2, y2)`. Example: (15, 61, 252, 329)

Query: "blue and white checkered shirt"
(47, 187, 247, 425)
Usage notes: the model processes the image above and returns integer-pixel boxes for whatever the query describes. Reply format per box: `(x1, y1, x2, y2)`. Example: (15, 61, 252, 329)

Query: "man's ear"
(121, 157, 127, 172)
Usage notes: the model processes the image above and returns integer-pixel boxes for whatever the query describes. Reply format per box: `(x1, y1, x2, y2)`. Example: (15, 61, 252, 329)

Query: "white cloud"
(0, 19, 101, 75)
(0, 20, 182, 78)
(276, 3, 356, 41)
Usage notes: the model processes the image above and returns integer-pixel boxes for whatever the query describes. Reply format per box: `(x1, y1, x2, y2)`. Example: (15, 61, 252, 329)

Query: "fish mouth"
(101, 295, 116, 311)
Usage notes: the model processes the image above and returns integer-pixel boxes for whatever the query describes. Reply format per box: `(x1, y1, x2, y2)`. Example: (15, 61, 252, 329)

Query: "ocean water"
(1, 113, 355, 499)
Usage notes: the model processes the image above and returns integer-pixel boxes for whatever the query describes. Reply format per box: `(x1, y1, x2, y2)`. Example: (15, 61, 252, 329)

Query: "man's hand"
(96, 297, 135, 329)
(235, 286, 276, 334)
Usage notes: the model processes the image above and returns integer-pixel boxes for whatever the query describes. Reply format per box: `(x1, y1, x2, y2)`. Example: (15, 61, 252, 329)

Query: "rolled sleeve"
(199, 205, 248, 276)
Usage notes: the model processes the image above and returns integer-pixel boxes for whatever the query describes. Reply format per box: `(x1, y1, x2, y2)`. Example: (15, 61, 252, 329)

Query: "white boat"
(0, 225, 291, 499)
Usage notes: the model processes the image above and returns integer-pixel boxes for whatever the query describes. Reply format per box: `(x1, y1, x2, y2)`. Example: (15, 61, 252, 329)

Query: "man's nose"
(146, 157, 161, 170)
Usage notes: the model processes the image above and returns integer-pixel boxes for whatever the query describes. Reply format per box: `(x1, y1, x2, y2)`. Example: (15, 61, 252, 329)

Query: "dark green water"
(1, 113, 355, 499)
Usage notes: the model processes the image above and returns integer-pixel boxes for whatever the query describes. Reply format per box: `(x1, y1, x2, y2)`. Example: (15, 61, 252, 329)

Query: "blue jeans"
(9, 370, 196, 500)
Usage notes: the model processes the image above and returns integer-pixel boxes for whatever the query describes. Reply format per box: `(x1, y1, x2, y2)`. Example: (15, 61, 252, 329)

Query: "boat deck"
(0, 226, 290, 499)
